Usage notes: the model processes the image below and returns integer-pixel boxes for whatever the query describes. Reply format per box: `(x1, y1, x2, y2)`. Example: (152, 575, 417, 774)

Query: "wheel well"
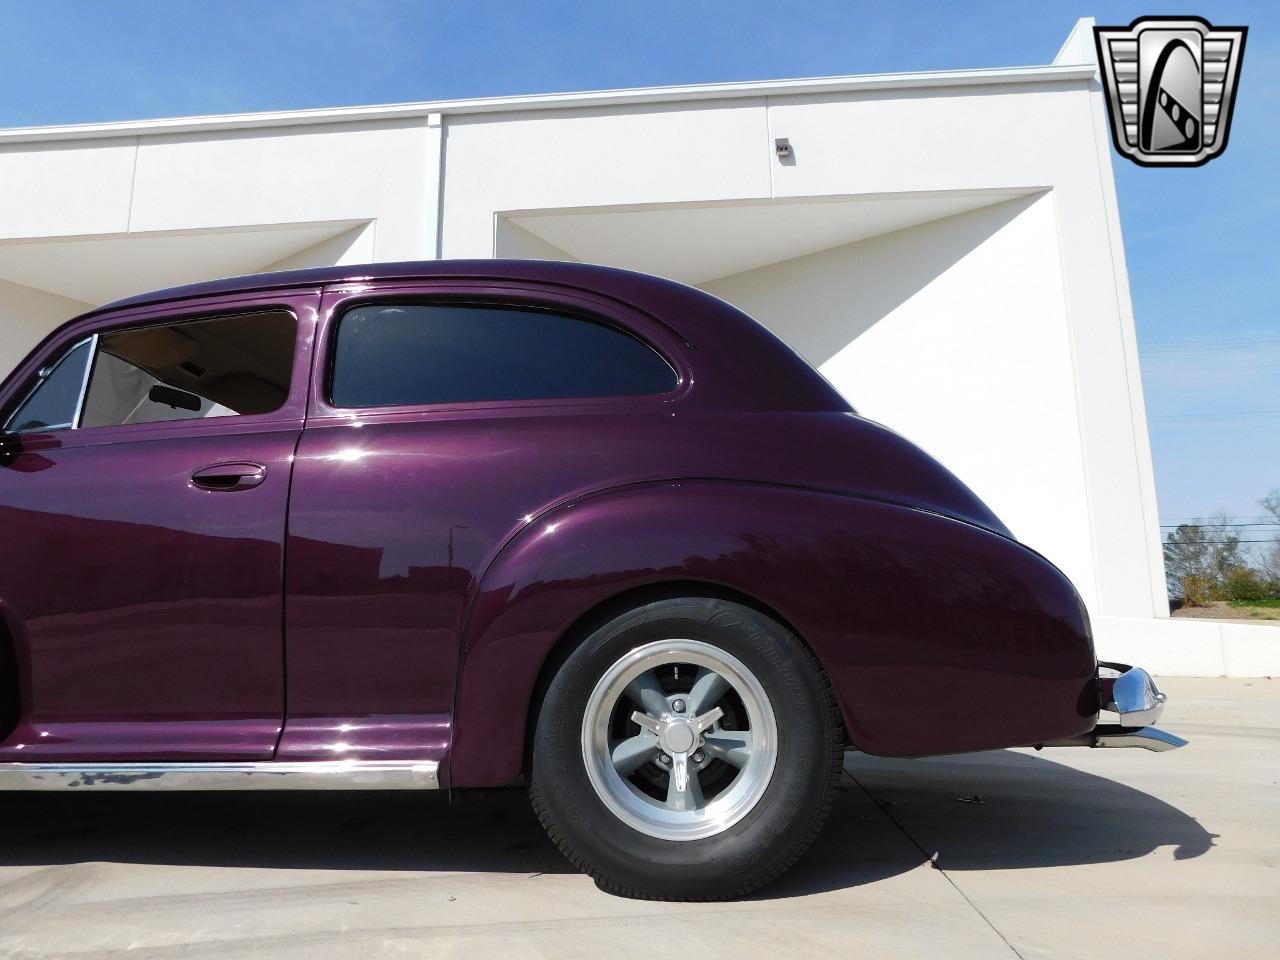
(520, 579, 847, 778)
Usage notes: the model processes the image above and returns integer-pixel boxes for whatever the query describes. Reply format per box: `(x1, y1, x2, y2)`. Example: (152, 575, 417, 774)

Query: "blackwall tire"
(529, 596, 843, 900)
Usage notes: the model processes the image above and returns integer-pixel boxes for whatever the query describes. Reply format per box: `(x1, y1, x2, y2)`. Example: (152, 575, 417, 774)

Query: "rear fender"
(449, 481, 1097, 787)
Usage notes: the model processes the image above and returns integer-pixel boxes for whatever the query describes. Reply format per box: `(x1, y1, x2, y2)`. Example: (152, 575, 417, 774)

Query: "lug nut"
(692, 752, 704, 763)
(659, 753, 671, 765)
(672, 699, 686, 713)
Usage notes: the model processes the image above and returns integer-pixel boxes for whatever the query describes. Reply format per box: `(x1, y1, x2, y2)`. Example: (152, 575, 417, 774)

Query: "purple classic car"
(0, 260, 1182, 899)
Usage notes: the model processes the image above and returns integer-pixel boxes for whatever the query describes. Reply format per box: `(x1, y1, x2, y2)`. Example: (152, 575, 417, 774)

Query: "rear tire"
(530, 596, 842, 900)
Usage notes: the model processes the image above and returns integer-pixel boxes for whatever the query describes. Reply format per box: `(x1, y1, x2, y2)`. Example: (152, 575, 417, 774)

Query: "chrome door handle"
(190, 462, 267, 492)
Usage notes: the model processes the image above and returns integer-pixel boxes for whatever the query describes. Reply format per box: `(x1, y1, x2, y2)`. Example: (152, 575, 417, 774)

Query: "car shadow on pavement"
(0, 787, 576, 876)
(763, 748, 1217, 898)
(0, 750, 1214, 896)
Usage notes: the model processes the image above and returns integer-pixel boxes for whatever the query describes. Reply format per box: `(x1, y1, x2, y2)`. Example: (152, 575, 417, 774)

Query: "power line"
(1151, 410, 1280, 422)
(1160, 523, 1280, 529)
(1163, 540, 1276, 544)
(1142, 336, 1280, 351)
(1145, 365, 1280, 375)
(1162, 519, 1280, 527)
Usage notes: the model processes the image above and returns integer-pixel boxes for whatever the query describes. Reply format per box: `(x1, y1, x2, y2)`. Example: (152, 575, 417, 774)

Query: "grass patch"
(1229, 598, 1280, 609)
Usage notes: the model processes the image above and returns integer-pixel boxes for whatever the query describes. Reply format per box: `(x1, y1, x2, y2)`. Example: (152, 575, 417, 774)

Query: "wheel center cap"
(661, 720, 696, 754)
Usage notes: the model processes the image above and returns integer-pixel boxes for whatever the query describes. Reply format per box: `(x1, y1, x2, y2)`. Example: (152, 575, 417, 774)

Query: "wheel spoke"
(701, 728, 753, 768)
(687, 667, 729, 714)
(611, 733, 660, 775)
(629, 711, 662, 736)
(624, 669, 669, 717)
(671, 752, 689, 793)
(691, 706, 723, 736)
(665, 757, 706, 811)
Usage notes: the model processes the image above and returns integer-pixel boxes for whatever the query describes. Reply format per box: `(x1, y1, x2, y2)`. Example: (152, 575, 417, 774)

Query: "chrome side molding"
(0, 759, 440, 791)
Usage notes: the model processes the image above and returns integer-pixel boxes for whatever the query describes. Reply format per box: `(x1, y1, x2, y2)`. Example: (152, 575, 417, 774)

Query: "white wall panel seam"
(125, 136, 141, 233)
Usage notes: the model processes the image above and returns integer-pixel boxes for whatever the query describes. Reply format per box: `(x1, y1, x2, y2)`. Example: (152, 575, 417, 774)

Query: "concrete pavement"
(0, 678, 1275, 959)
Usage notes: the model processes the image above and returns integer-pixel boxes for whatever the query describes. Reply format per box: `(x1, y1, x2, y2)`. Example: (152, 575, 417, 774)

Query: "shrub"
(1224, 566, 1272, 603)
(1180, 573, 1215, 607)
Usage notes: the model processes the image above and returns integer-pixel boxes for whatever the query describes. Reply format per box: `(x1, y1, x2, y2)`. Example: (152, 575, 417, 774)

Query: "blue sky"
(0, 1, 1274, 533)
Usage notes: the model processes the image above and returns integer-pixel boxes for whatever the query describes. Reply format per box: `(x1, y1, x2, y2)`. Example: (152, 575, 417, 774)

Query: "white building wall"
(0, 117, 443, 338)
(493, 220, 579, 263)
(441, 99, 773, 258)
(128, 118, 437, 261)
(0, 139, 136, 238)
(702, 194, 1097, 613)
(262, 222, 378, 273)
(0, 279, 91, 379)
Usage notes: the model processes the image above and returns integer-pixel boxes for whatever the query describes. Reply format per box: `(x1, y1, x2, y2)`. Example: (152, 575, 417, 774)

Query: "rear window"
(331, 303, 678, 408)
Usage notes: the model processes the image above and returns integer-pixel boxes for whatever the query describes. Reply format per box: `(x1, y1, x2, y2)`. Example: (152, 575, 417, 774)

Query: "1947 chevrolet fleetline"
(0, 260, 1183, 899)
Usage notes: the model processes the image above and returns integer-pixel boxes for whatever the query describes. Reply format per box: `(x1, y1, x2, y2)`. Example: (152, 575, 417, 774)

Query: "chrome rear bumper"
(1044, 724, 1187, 751)
(1041, 662, 1187, 752)
(1093, 725, 1187, 751)
(1099, 661, 1168, 727)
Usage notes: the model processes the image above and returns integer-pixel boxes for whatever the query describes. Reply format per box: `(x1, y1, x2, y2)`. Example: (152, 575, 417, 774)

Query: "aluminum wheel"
(581, 638, 778, 841)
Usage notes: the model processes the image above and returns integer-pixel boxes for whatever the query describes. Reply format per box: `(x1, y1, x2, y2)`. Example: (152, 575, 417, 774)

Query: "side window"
(331, 303, 678, 408)
(5, 339, 94, 433)
(80, 310, 296, 428)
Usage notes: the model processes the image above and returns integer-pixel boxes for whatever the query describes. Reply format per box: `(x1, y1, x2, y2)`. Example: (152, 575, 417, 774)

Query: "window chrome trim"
(71, 333, 99, 429)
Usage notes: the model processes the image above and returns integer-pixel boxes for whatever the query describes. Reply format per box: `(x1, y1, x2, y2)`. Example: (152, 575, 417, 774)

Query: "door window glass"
(80, 310, 296, 428)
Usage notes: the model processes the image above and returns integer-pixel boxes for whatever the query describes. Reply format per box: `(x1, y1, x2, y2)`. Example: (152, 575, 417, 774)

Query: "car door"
(0, 289, 319, 761)
(280, 280, 684, 766)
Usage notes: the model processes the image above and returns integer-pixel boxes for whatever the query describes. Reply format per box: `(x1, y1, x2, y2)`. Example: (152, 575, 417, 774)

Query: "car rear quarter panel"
(451, 481, 1099, 787)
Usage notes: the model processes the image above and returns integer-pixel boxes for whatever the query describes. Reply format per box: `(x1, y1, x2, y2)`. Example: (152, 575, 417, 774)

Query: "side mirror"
(148, 384, 202, 412)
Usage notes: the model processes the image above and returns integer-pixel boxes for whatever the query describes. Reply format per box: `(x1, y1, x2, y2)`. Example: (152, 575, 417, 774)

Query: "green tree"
(1163, 515, 1246, 604)
(1260, 488, 1280, 590)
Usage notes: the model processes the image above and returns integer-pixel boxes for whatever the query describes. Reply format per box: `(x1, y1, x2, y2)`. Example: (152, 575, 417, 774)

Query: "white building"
(1, 18, 1272, 674)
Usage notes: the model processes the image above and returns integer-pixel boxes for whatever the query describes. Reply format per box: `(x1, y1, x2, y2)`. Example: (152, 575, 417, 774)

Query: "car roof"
(83, 260, 850, 414)
(91, 259, 649, 314)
